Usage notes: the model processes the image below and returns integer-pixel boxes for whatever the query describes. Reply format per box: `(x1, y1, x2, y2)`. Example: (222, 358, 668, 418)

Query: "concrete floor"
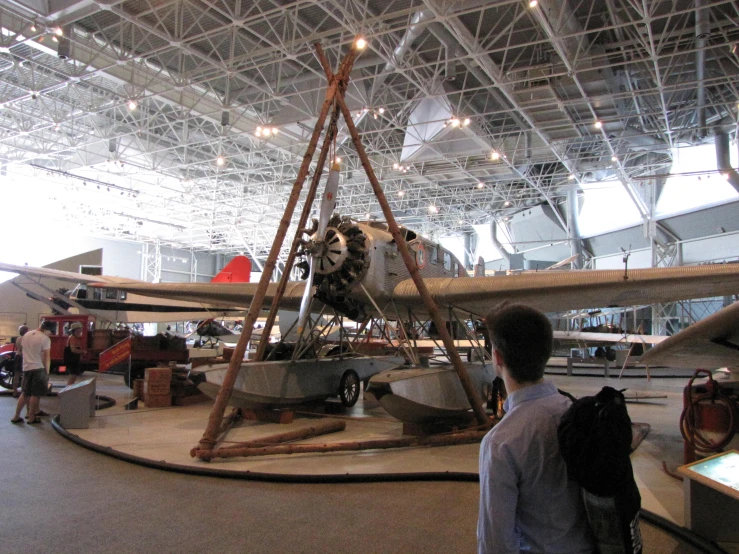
(2, 369, 737, 553)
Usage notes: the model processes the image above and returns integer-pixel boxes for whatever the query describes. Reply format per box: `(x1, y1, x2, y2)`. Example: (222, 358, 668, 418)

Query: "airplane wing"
(552, 330, 667, 345)
(97, 263, 739, 323)
(640, 302, 739, 369)
(0, 261, 139, 286)
(391, 264, 739, 317)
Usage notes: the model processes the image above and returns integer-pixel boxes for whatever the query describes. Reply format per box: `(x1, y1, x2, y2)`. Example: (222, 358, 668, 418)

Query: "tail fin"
(212, 256, 251, 283)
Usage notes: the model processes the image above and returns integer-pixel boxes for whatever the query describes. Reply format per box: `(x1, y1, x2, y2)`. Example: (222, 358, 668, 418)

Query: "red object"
(682, 374, 737, 463)
(0, 343, 15, 356)
(99, 337, 132, 372)
(211, 256, 251, 283)
(40, 315, 92, 364)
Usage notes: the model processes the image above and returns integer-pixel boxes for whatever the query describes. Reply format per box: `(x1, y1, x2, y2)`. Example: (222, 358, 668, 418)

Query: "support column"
(141, 242, 162, 283)
(566, 189, 583, 269)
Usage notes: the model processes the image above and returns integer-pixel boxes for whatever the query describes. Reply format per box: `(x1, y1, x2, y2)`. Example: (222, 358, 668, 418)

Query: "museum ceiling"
(0, 0, 737, 258)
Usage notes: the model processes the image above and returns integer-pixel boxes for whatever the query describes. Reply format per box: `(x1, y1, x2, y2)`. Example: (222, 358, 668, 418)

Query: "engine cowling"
(299, 215, 369, 320)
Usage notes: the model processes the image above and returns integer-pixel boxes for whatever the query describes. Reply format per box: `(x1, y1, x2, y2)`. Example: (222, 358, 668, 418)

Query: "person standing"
(11, 320, 54, 424)
(477, 304, 594, 554)
(11, 324, 28, 397)
(64, 322, 87, 386)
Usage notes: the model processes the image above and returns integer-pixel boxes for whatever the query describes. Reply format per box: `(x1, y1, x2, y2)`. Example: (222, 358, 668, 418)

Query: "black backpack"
(558, 386, 642, 554)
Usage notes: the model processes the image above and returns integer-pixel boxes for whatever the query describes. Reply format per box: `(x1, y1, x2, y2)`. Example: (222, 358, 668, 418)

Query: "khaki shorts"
(21, 368, 48, 397)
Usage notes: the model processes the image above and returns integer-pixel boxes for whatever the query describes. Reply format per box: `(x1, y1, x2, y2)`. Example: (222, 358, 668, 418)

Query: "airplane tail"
(211, 256, 252, 283)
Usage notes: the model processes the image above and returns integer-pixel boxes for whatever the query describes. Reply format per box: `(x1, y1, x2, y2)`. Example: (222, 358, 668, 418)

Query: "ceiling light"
(271, 127, 278, 135)
(334, 157, 341, 164)
(463, 118, 470, 126)
(52, 36, 58, 42)
(378, 107, 384, 114)
(54, 26, 63, 36)
(398, 190, 404, 197)
(458, 220, 464, 225)
(365, 213, 371, 219)
(355, 37, 367, 50)
(594, 120, 603, 129)
(450, 118, 460, 128)
(476, 182, 484, 189)
(491, 151, 500, 161)
(504, 200, 511, 207)
(568, 173, 576, 180)
(529, 0, 538, 7)
(428, 205, 438, 214)
(30, 22, 37, 32)
(262, 127, 272, 136)
(216, 156, 225, 166)
(393, 162, 399, 169)
(128, 100, 137, 110)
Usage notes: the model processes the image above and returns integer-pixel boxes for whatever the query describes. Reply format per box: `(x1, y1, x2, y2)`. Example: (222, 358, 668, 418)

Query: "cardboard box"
(144, 381, 170, 395)
(144, 393, 171, 408)
(144, 367, 172, 383)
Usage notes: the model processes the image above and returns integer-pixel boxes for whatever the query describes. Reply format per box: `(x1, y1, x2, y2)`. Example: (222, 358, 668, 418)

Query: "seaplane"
(15, 197, 736, 424)
(4, 34, 739, 423)
(4, 192, 739, 422)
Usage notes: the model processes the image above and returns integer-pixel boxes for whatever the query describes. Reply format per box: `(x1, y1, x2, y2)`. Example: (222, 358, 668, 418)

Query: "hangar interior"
(1, 0, 739, 552)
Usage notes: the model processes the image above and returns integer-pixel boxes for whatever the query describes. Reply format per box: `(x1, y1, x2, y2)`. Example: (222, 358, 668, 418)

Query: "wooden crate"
(144, 381, 170, 395)
(144, 393, 171, 408)
(144, 367, 172, 383)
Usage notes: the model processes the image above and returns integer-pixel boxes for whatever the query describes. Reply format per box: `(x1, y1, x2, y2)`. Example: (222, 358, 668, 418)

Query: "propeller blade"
(296, 259, 315, 337)
(317, 161, 341, 238)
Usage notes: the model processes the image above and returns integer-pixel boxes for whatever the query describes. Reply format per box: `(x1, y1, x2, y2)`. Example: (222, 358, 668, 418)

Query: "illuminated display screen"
(685, 451, 739, 493)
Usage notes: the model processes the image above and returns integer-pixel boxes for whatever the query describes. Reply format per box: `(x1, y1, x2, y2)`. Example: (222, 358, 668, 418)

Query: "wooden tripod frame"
(196, 39, 488, 458)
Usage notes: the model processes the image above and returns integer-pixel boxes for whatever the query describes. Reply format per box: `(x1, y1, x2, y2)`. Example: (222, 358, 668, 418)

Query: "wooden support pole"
(201, 429, 489, 459)
(313, 47, 489, 427)
(195, 420, 347, 460)
(196, 45, 361, 455)
(255, 103, 343, 362)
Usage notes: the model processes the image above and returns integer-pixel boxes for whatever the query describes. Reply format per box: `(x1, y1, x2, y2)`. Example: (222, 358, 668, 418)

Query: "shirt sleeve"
(478, 432, 520, 554)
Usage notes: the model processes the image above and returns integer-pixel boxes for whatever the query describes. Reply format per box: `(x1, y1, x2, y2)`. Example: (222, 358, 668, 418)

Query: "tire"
(0, 355, 15, 390)
(339, 369, 360, 407)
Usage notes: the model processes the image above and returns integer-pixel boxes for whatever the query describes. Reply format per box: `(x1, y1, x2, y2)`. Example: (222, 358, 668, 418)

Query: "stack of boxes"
(144, 367, 172, 408)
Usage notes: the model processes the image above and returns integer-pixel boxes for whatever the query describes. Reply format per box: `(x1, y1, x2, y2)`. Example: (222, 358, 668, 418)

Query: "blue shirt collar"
(502, 380, 558, 413)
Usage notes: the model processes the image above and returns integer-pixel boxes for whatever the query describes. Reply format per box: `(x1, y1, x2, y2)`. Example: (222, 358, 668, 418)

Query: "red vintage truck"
(39, 314, 188, 387)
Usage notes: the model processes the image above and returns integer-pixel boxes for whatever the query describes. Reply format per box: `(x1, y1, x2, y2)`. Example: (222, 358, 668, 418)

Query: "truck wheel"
(339, 369, 360, 407)
(0, 356, 15, 390)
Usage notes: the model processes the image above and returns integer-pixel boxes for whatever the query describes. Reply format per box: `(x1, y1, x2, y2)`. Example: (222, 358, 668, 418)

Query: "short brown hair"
(485, 304, 552, 383)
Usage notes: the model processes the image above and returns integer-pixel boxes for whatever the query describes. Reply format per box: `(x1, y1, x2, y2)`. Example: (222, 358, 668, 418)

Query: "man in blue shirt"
(478, 304, 595, 554)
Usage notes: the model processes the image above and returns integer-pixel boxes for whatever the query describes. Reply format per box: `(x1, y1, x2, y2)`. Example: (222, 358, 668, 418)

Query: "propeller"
(296, 160, 341, 337)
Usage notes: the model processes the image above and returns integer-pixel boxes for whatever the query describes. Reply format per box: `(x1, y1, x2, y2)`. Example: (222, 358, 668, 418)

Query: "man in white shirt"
(11, 320, 54, 424)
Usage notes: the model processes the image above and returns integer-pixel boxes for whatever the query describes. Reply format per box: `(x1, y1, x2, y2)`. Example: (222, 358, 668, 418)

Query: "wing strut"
(195, 43, 361, 455)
